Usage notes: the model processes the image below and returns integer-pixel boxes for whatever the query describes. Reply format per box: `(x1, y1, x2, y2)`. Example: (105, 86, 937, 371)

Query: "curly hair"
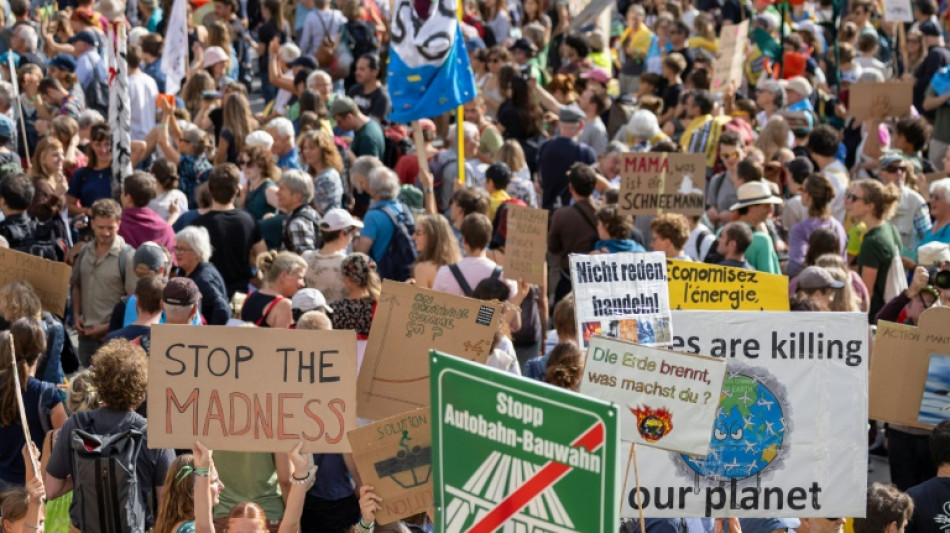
(91, 339, 149, 411)
(153, 454, 197, 533)
(595, 205, 634, 241)
(66, 369, 100, 414)
(650, 213, 691, 250)
(299, 130, 343, 174)
(0, 281, 42, 322)
(544, 342, 583, 391)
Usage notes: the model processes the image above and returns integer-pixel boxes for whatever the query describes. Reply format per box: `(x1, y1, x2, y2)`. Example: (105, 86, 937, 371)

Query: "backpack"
(571, 204, 600, 251)
(69, 411, 148, 533)
(11, 220, 69, 262)
(372, 203, 417, 282)
(282, 206, 323, 253)
(383, 123, 414, 170)
(448, 263, 502, 297)
(83, 66, 109, 115)
(343, 21, 378, 68)
(0, 159, 22, 181)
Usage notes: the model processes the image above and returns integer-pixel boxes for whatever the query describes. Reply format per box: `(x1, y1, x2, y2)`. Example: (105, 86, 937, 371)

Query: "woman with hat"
(329, 253, 380, 338)
(199, 45, 234, 90)
(302, 208, 362, 302)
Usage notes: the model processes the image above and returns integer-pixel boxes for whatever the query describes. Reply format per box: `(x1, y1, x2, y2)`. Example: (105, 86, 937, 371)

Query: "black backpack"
(372, 203, 417, 282)
(83, 66, 109, 115)
(282, 206, 323, 254)
(70, 411, 148, 533)
(447, 263, 502, 297)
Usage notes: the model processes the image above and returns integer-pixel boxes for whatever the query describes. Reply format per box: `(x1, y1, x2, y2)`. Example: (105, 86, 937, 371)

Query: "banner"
(348, 408, 432, 524)
(431, 351, 619, 532)
(503, 204, 548, 286)
(0, 247, 71, 316)
(667, 259, 790, 311)
(569, 251, 672, 347)
(712, 21, 749, 94)
(161, 0, 188, 95)
(147, 325, 357, 453)
(581, 335, 726, 455)
(108, 23, 133, 198)
(357, 281, 506, 420)
(624, 311, 868, 518)
(617, 153, 706, 216)
(870, 307, 950, 428)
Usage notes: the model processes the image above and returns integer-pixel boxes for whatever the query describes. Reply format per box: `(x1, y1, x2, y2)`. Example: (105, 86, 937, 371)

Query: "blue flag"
(386, 0, 477, 123)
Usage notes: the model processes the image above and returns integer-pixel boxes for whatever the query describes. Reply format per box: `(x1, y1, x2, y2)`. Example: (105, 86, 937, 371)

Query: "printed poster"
(569, 251, 672, 347)
(624, 311, 869, 518)
(667, 259, 790, 311)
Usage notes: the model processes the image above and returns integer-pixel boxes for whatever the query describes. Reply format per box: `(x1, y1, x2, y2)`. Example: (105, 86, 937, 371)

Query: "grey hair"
(307, 70, 332, 91)
(0, 82, 13, 113)
(175, 226, 213, 263)
(266, 117, 296, 140)
(14, 25, 38, 52)
(78, 109, 105, 129)
(368, 167, 400, 200)
(281, 169, 315, 205)
(351, 155, 383, 181)
(931, 178, 950, 204)
(604, 141, 627, 155)
(447, 122, 478, 147)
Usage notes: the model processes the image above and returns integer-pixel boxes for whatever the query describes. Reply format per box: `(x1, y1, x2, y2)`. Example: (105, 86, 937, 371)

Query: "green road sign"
(430, 350, 620, 533)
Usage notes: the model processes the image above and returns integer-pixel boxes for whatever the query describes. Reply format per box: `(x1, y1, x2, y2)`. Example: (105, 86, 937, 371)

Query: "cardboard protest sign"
(883, 0, 913, 21)
(569, 251, 672, 347)
(848, 82, 914, 120)
(147, 325, 357, 453)
(617, 153, 706, 217)
(0, 247, 71, 316)
(503, 204, 548, 286)
(667, 259, 790, 311)
(624, 311, 868, 518)
(581, 335, 726, 455)
(357, 281, 506, 420)
(712, 21, 749, 94)
(348, 408, 432, 524)
(870, 307, 950, 428)
(431, 351, 619, 532)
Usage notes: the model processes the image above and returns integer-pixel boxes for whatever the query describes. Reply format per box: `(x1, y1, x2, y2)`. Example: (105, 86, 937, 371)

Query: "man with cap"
(915, 19, 950, 125)
(727, 180, 784, 274)
(537, 104, 597, 210)
(106, 241, 181, 332)
(794, 265, 846, 311)
(347, 53, 391, 122)
(303, 207, 362, 302)
(162, 277, 202, 327)
(105, 275, 168, 352)
(291, 288, 333, 324)
(330, 96, 384, 216)
(69, 30, 107, 90)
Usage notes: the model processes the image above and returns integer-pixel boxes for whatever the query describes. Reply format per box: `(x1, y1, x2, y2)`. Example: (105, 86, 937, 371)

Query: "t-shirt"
(192, 209, 263, 297)
(745, 229, 781, 275)
(662, 83, 683, 117)
(858, 222, 902, 319)
(67, 167, 113, 208)
(351, 119, 385, 158)
(212, 451, 285, 520)
(537, 136, 596, 209)
(346, 84, 391, 121)
(303, 249, 347, 302)
(907, 477, 950, 533)
(0, 377, 61, 486)
(128, 71, 158, 141)
(361, 200, 412, 261)
(579, 116, 608, 156)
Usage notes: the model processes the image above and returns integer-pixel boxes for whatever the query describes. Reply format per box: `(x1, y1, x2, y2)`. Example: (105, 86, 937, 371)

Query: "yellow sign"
(666, 259, 789, 311)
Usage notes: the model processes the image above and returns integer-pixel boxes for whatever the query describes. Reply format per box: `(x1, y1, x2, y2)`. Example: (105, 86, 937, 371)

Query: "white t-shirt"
(128, 71, 158, 141)
(432, 256, 517, 297)
(148, 189, 188, 221)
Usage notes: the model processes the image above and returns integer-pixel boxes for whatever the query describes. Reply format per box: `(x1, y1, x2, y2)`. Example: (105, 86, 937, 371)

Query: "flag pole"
(456, 0, 465, 185)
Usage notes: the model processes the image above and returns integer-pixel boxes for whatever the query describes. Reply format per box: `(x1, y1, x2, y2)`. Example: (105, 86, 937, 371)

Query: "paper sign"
(617, 153, 707, 216)
(348, 408, 432, 524)
(0, 248, 71, 316)
(431, 351, 620, 532)
(848, 82, 914, 120)
(883, 0, 914, 21)
(503, 204, 548, 286)
(667, 259, 790, 311)
(581, 335, 726, 455)
(147, 325, 357, 453)
(357, 281, 506, 420)
(624, 311, 868, 518)
(569, 251, 672, 348)
(712, 21, 749, 94)
(870, 307, 950, 428)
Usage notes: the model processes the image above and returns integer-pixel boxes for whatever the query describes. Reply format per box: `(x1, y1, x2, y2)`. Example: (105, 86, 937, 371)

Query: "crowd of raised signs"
(0, 0, 949, 529)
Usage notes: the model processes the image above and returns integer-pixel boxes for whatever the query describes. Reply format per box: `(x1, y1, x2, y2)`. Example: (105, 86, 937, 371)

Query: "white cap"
(245, 130, 274, 150)
(292, 288, 333, 313)
(321, 208, 364, 232)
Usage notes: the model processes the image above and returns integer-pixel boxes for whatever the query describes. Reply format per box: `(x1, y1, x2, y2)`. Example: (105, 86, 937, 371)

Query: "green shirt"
(858, 222, 902, 319)
(213, 451, 284, 520)
(352, 119, 385, 159)
(745, 227, 781, 275)
(927, 87, 950, 143)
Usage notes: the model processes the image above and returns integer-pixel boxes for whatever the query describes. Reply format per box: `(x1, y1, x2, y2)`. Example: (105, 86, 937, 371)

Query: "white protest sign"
(883, 0, 913, 22)
(569, 252, 672, 347)
(581, 336, 726, 455)
(622, 311, 868, 518)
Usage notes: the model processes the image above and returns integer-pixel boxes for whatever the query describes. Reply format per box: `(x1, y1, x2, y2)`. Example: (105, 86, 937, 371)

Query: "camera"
(929, 267, 950, 290)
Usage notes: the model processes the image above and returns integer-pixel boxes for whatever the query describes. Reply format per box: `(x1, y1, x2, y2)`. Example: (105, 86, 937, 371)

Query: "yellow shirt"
(489, 189, 511, 220)
(621, 24, 654, 58)
(680, 114, 731, 168)
(688, 35, 719, 53)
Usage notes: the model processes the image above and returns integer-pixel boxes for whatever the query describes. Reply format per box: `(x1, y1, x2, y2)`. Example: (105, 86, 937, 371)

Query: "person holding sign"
(0, 444, 46, 533)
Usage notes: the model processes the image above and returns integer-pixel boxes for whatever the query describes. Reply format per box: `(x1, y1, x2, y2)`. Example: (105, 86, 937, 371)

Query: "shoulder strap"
(256, 295, 285, 327)
(448, 263, 474, 296)
(118, 244, 133, 287)
(490, 265, 503, 281)
(572, 204, 598, 233)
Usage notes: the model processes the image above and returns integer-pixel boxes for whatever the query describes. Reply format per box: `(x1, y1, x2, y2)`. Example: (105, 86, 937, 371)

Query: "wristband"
(359, 517, 375, 530)
(422, 187, 433, 194)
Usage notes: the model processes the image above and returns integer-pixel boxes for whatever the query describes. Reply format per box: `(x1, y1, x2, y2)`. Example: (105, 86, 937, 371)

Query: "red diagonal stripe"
(467, 422, 605, 533)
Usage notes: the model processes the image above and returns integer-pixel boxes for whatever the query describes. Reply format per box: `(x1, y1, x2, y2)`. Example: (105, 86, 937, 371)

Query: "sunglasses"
(721, 150, 741, 159)
(846, 192, 864, 202)
(883, 165, 905, 173)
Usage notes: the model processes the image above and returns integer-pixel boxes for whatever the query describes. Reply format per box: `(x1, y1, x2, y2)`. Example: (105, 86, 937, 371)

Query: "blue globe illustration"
(681, 374, 786, 481)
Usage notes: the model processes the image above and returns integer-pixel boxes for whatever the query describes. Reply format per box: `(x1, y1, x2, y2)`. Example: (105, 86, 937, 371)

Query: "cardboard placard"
(0, 247, 71, 316)
(667, 259, 790, 311)
(357, 281, 505, 420)
(503, 204, 548, 286)
(581, 335, 727, 455)
(348, 407, 432, 524)
(147, 325, 357, 453)
(712, 21, 749, 94)
(431, 351, 620, 532)
(883, 0, 914, 22)
(569, 251, 673, 348)
(847, 82, 914, 120)
(626, 311, 869, 518)
(618, 153, 707, 216)
(870, 307, 950, 428)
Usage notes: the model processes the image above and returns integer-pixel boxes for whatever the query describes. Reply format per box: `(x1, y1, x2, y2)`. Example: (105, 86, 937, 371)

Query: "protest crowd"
(1, 0, 950, 528)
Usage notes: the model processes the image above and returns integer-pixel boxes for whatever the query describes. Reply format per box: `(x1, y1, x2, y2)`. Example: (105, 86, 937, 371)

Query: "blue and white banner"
(386, 0, 477, 123)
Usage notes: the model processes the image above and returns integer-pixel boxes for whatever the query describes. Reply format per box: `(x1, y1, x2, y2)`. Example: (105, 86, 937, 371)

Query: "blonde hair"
(415, 214, 462, 266)
(66, 369, 100, 413)
(814, 255, 860, 312)
(494, 140, 527, 173)
(296, 310, 332, 330)
(257, 251, 308, 285)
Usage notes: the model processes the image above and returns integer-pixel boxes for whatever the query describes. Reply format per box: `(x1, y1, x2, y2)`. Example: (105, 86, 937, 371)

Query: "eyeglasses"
(932, 193, 946, 202)
(846, 192, 864, 202)
(172, 246, 194, 253)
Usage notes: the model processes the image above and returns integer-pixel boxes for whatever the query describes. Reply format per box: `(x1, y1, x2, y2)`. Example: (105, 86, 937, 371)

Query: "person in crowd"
(787, 174, 848, 277)
(302, 208, 362, 302)
(651, 213, 692, 261)
(329, 252, 380, 338)
(104, 275, 167, 350)
(906, 421, 950, 533)
(854, 483, 914, 533)
(846, 179, 903, 319)
(353, 166, 414, 264)
(65, 123, 113, 217)
(923, 178, 950, 245)
(592, 205, 645, 254)
(241, 251, 306, 328)
(0, 173, 36, 249)
(236, 144, 280, 222)
(544, 341, 584, 391)
(794, 266, 846, 311)
(717, 221, 755, 270)
(173, 226, 231, 325)
(705, 131, 747, 229)
(278, 169, 322, 254)
(299, 129, 344, 215)
(149, 159, 189, 224)
(347, 53, 391, 122)
(485, 162, 512, 220)
(876, 155, 932, 266)
(538, 105, 597, 210)
(807, 125, 850, 222)
(119, 170, 177, 251)
(549, 164, 600, 303)
(412, 214, 462, 289)
(433, 213, 516, 297)
(728, 181, 783, 274)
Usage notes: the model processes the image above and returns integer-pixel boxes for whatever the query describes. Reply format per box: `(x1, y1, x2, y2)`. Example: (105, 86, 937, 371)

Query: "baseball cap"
(292, 288, 333, 313)
(49, 54, 77, 73)
(580, 67, 610, 85)
(68, 30, 98, 47)
(0, 115, 14, 139)
(798, 266, 846, 290)
(320, 208, 364, 232)
(509, 38, 537, 57)
(289, 56, 319, 70)
(785, 76, 812, 97)
(558, 104, 585, 123)
(163, 277, 200, 306)
(328, 97, 360, 117)
(133, 242, 167, 273)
